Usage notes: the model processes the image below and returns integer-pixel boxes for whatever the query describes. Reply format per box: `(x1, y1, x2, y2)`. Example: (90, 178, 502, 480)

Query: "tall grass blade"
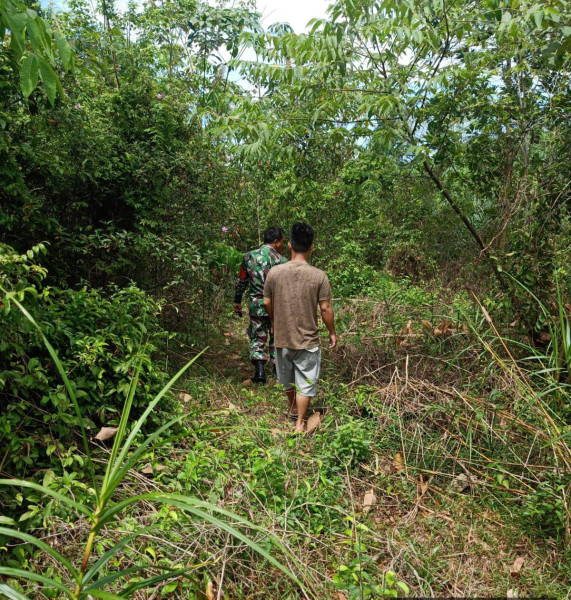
(0, 527, 77, 578)
(120, 568, 193, 596)
(101, 349, 207, 502)
(0, 480, 92, 516)
(0, 583, 31, 600)
(96, 493, 303, 587)
(81, 528, 150, 586)
(101, 349, 145, 494)
(105, 415, 183, 496)
(555, 271, 571, 377)
(83, 566, 148, 591)
(0, 568, 72, 597)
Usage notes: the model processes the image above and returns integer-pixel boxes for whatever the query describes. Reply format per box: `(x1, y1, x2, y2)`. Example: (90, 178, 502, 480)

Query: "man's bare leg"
(285, 388, 296, 415)
(295, 394, 311, 432)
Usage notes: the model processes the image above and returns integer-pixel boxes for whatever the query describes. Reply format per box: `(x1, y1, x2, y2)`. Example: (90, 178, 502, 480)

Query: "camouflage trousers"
(247, 316, 275, 364)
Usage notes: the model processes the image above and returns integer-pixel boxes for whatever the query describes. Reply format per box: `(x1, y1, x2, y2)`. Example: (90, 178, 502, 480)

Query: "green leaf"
(5, 12, 26, 60)
(544, 6, 561, 22)
(25, 15, 43, 53)
(55, 31, 72, 70)
(18, 509, 38, 522)
(20, 54, 39, 98)
(37, 57, 57, 106)
(396, 580, 411, 594)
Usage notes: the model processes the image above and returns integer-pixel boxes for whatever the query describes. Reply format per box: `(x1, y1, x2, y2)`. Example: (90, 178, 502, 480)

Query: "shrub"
(0, 300, 300, 599)
(324, 234, 377, 297)
(0, 244, 172, 479)
(319, 417, 372, 472)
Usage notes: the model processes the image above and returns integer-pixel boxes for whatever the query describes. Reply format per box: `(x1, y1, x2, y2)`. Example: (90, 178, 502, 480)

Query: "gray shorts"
(275, 347, 322, 397)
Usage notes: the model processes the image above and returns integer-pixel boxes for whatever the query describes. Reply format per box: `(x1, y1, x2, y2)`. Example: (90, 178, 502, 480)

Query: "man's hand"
(233, 303, 243, 318)
(329, 332, 338, 350)
(319, 299, 337, 350)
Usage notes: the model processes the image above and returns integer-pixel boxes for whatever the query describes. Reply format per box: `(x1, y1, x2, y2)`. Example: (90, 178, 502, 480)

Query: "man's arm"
(263, 271, 274, 334)
(263, 296, 273, 321)
(233, 257, 249, 316)
(319, 299, 337, 349)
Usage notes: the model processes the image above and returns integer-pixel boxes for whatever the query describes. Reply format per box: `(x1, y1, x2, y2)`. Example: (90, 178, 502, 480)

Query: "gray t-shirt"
(264, 261, 332, 350)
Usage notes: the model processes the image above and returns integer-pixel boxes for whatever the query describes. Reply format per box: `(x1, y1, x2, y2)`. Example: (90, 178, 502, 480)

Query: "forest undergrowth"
(1, 252, 570, 599)
(15, 288, 567, 600)
(150, 291, 569, 599)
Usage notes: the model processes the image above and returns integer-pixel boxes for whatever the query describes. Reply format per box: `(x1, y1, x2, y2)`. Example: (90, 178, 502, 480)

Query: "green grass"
(138, 299, 568, 599)
(2, 285, 569, 599)
(161, 371, 569, 597)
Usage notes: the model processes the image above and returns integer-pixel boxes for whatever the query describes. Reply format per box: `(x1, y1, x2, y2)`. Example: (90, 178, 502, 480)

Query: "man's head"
(289, 222, 315, 254)
(263, 227, 285, 253)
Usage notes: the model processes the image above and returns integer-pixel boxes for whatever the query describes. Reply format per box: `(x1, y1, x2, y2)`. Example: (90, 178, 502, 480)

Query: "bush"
(386, 244, 436, 282)
(324, 234, 378, 297)
(0, 244, 172, 478)
(318, 417, 372, 472)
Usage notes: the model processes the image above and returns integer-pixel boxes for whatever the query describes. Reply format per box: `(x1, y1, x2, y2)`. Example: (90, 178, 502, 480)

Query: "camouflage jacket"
(234, 244, 287, 316)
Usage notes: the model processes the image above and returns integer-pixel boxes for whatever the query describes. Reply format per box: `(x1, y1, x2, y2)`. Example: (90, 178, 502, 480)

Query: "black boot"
(252, 360, 266, 384)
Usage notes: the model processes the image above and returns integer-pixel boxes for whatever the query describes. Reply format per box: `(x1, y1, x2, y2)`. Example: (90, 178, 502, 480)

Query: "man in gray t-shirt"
(263, 222, 337, 432)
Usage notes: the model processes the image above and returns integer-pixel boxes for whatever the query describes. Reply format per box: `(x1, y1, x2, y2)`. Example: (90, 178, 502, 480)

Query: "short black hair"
(263, 227, 285, 244)
(290, 222, 314, 253)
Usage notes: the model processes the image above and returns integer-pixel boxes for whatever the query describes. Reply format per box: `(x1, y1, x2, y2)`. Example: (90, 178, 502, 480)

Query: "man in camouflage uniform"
(234, 227, 287, 383)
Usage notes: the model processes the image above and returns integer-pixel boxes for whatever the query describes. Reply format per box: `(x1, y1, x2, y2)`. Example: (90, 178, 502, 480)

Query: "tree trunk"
(422, 160, 506, 288)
